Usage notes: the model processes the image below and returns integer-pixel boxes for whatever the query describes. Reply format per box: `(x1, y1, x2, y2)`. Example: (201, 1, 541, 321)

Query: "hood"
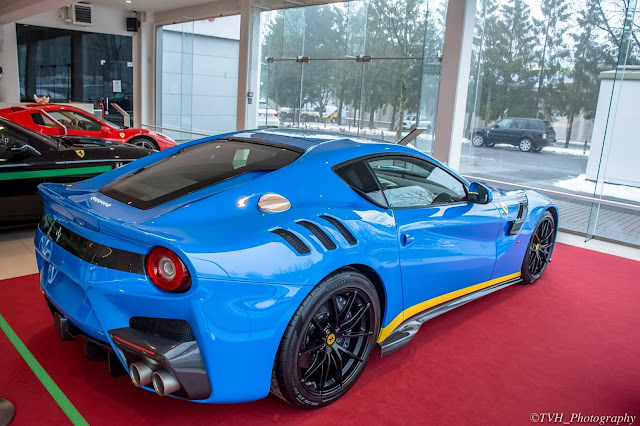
(57, 136, 118, 147)
(58, 140, 154, 159)
(473, 126, 491, 132)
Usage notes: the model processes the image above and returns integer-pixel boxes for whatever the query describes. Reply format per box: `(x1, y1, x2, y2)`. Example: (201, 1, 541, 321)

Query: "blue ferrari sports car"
(35, 129, 557, 408)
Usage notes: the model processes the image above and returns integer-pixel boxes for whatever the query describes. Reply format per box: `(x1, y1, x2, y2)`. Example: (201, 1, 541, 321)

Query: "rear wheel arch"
(341, 264, 386, 328)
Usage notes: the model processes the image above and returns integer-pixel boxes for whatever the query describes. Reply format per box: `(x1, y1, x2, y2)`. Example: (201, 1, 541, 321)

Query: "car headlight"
(542, 134, 547, 139)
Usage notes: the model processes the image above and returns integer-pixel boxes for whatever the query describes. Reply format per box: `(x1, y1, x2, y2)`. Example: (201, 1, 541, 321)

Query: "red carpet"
(1, 242, 639, 425)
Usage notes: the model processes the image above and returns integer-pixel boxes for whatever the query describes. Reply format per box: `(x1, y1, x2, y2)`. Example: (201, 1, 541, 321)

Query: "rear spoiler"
(397, 127, 425, 146)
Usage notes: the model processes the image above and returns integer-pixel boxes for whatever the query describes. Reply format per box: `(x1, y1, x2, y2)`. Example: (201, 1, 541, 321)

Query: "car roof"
(230, 128, 391, 152)
(503, 117, 543, 121)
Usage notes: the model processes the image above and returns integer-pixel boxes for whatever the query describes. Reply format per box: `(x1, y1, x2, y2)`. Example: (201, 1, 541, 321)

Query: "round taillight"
(146, 247, 191, 292)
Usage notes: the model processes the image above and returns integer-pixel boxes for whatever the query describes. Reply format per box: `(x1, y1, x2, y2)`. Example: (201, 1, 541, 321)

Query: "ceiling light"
(125, 0, 132, 3)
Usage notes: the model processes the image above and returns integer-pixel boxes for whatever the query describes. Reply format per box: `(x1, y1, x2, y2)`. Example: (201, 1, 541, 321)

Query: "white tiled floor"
(0, 227, 637, 281)
(0, 226, 38, 280)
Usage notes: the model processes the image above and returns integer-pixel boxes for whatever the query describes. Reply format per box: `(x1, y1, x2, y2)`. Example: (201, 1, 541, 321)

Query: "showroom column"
(431, 0, 477, 171)
(0, 23, 20, 103)
(236, 0, 259, 130)
(132, 12, 155, 128)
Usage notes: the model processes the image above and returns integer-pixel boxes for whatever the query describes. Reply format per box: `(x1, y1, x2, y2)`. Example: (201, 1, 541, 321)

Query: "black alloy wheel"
(271, 269, 380, 408)
(521, 211, 556, 283)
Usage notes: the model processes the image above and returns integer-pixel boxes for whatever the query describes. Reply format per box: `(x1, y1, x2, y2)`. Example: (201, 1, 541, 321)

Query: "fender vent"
(319, 215, 357, 245)
(271, 228, 311, 254)
(129, 317, 195, 342)
(510, 191, 528, 235)
(296, 220, 337, 250)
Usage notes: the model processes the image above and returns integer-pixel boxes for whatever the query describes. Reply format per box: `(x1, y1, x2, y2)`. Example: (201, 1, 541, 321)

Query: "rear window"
(100, 139, 301, 209)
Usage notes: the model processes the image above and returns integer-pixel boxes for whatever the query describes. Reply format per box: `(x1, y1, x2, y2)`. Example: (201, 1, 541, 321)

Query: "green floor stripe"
(0, 313, 89, 426)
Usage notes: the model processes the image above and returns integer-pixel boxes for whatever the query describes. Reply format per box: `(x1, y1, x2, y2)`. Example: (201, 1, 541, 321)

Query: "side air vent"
(296, 220, 337, 251)
(510, 191, 528, 235)
(271, 228, 311, 255)
(129, 317, 195, 342)
(319, 215, 357, 245)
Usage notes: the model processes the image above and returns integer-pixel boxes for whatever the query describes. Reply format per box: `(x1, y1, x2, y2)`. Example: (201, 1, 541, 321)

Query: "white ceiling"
(87, 0, 214, 13)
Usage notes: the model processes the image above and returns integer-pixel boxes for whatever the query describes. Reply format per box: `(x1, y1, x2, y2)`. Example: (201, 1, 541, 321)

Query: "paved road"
(460, 144, 588, 193)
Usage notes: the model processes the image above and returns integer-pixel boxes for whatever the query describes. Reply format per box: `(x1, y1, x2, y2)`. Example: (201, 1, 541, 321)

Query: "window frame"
(333, 153, 470, 210)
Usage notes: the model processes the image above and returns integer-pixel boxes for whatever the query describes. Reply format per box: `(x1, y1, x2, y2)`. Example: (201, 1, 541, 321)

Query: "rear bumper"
(35, 223, 311, 403)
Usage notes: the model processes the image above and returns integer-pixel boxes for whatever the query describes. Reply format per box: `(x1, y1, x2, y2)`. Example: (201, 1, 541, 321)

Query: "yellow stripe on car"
(377, 272, 521, 343)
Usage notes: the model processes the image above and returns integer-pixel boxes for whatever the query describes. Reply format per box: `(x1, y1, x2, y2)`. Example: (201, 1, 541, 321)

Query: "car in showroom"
(401, 113, 433, 132)
(257, 101, 280, 128)
(0, 116, 154, 227)
(35, 129, 557, 408)
(471, 117, 556, 152)
(0, 104, 177, 151)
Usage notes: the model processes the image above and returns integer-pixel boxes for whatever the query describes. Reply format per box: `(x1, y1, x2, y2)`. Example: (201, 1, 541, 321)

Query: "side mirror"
(468, 181, 493, 204)
(492, 124, 499, 129)
(10, 144, 41, 157)
(101, 126, 112, 135)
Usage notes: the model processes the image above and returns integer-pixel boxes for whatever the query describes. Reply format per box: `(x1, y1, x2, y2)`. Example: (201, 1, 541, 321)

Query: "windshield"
(101, 139, 302, 209)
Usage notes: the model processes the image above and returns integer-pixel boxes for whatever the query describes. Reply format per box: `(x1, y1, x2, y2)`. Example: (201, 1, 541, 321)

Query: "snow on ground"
(553, 174, 640, 203)
(288, 123, 589, 157)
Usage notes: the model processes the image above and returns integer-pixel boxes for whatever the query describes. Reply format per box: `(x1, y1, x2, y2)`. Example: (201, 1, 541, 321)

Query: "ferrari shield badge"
(119, 132, 126, 138)
(500, 202, 509, 215)
(75, 149, 85, 158)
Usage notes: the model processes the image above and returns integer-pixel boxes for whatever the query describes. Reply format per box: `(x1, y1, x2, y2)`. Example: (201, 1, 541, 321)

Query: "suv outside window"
(472, 117, 556, 153)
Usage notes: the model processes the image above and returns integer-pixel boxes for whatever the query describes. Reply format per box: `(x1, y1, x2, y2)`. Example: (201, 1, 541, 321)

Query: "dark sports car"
(0, 117, 154, 227)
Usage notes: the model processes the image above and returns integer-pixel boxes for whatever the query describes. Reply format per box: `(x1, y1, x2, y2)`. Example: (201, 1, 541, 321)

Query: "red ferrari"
(0, 104, 177, 150)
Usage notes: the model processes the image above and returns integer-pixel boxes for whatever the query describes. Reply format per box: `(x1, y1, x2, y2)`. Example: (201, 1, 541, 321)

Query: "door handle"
(401, 233, 414, 247)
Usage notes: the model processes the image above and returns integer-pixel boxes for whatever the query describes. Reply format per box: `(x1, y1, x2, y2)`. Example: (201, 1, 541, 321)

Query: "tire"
(271, 269, 380, 409)
(519, 138, 533, 152)
(521, 211, 556, 284)
(129, 137, 159, 151)
(471, 134, 485, 147)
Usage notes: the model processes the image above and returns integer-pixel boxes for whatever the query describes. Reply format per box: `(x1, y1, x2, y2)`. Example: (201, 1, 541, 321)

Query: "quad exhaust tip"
(129, 362, 155, 387)
(152, 370, 181, 396)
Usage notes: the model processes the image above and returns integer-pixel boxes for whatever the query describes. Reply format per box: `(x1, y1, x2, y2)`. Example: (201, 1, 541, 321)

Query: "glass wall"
(256, 0, 448, 151)
(16, 25, 133, 126)
(157, 16, 241, 142)
(464, 0, 640, 246)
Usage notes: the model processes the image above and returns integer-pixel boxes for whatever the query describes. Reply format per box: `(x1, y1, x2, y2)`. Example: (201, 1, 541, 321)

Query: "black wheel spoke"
(299, 342, 324, 356)
(318, 352, 332, 394)
(333, 343, 364, 362)
(312, 317, 328, 338)
(303, 349, 327, 381)
(331, 350, 344, 388)
(339, 291, 357, 326)
(342, 330, 373, 338)
(330, 295, 340, 328)
(341, 303, 371, 331)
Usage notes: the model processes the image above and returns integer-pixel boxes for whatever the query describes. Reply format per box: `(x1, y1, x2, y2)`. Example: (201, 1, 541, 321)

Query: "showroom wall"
(159, 17, 240, 142)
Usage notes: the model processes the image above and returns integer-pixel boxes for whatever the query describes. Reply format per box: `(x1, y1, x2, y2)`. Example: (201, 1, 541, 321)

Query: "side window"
(335, 161, 387, 206)
(31, 113, 59, 128)
(367, 156, 466, 208)
(511, 119, 526, 129)
(47, 110, 103, 131)
(496, 118, 513, 128)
